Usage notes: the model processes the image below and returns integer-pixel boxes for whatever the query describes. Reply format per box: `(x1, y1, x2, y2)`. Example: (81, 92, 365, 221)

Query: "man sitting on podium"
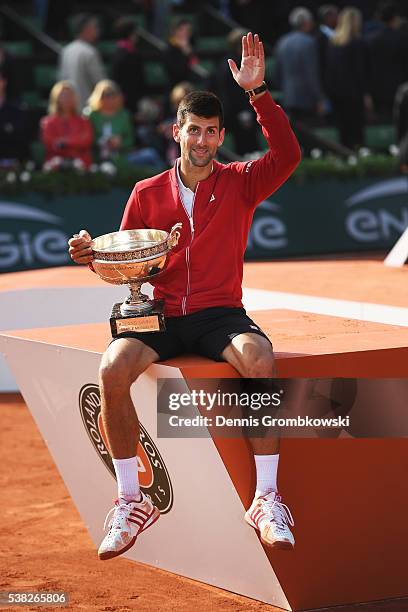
(68, 32, 301, 560)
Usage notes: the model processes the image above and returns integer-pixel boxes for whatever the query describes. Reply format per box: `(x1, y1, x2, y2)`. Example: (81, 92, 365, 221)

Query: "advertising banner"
(1, 176, 407, 273)
(246, 176, 408, 259)
(0, 190, 125, 273)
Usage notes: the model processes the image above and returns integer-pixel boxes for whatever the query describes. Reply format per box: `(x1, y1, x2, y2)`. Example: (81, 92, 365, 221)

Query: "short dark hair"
(171, 18, 193, 35)
(114, 17, 137, 40)
(73, 13, 97, 37)
(318, 4, 338, 23)
(177, 91, 224, 130)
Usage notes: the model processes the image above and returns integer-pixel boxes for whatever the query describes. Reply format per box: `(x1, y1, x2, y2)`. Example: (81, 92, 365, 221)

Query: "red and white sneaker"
(245, 491, 295, 549)
(98, 492, 160, 560)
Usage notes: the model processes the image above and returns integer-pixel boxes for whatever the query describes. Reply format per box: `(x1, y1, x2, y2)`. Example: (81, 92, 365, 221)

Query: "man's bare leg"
(221, 332, 278, 454)
(97, 337, 161, 560)
(99, 337, 159, 458)
(222, 333, 294, 548)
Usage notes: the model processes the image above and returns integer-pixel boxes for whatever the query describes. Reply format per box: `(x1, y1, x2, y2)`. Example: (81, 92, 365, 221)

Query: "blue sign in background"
(1, 176, 407, 273)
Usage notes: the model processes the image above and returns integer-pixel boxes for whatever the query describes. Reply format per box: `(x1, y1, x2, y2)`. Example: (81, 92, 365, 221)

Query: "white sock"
(254, 453, 279, 498)
(112, 456, 141, 502)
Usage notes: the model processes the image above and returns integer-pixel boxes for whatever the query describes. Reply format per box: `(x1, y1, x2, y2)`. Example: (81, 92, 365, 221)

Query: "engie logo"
(344, 178, 408, 243)
(79, 384, 173, 513)
(247, 199, 288, 250)
(0, 202, 70, 270)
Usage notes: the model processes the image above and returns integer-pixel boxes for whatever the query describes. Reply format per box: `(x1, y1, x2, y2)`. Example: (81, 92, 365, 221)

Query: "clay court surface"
(1, 257, 407, 611)
(1, 257, 406, 307)
(2, 393, 408, 612)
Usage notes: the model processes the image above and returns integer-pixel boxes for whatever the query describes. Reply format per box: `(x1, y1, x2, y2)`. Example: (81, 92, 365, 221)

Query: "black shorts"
(110, 306, 271, 362)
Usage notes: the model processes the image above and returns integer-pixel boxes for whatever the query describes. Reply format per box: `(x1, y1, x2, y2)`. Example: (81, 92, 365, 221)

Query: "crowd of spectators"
(274, 2, 408, 153)
(1, 1, 408, 172)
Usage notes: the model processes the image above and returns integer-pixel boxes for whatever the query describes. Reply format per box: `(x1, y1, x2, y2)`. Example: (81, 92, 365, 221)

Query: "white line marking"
(243, 288, 408, 328)
(384, 227, 408, 268)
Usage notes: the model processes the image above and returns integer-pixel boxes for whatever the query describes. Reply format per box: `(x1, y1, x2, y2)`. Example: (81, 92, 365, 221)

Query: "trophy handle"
(168, 223, 182, 249)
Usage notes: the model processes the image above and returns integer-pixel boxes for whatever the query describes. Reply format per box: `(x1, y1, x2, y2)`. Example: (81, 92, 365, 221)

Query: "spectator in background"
(394, 82, 408, 143)
(151, 0, 171, 40)
(84, 79, 163, 170)
(325, 7, 372, 150)
(0, 43, 20, 101)
(85, 80, 133, 164)
(59, 13, 106, 110)
(86, 79, 163, 169)
(40, 81, 93, 169)
(317, 4, 338, 91)
(132, 96, 166, 169)
(394, 81, 408, 172)
(0, 69, 27, 164)
(159, 81, 195, 166)
(318, 4, 338, 39)
(366, 1, 408, 120)
(212, 28, 259, 155)
(111, 17, 145, 113)
(165, 19, 202, 88)
(275, 7, 325, 124)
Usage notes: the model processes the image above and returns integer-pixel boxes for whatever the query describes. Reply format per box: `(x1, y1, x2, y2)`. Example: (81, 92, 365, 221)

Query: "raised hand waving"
(228, 32, 265, 91)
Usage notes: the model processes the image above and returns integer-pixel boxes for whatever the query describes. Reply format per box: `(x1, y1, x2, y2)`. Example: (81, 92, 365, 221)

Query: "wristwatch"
(245, 81, 268, 99)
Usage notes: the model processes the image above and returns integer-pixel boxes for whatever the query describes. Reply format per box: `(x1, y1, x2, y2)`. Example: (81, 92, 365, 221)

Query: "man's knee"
(242, 347, 275, 379)
(99, 350, 142, 391)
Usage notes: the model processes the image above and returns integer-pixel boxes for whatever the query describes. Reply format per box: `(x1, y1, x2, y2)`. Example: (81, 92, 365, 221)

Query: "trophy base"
(110, 300, 166, 337)
(120, 300, 154, 316)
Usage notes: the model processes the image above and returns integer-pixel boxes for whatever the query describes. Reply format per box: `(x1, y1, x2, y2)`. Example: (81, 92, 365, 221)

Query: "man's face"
(84, 19, 99, 43)
(327, 9, 339, 29)
(175, 22, 192, 41)
(173, 114, 225, 168)
(304, 17, 315, 32)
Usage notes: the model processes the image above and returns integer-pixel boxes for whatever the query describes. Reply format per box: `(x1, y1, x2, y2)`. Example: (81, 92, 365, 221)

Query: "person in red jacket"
(40, 80, 93, 169)
(69, 33, 301, 559)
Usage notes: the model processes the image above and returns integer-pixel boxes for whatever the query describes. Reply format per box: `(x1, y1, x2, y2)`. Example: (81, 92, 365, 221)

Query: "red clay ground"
(1, 393, 408, 612)
(243, 259, 408, 307)
(1, 260, 407, 307)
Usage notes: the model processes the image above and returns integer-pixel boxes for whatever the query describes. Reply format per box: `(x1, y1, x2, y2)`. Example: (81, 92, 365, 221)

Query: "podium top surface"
(2, 306, 408, 351)
(1, 260, 407, 376)
(2, 308, 408, 376)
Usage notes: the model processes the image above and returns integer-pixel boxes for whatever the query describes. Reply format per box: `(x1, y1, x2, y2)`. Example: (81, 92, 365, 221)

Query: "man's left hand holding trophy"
(68, 225, 182, 336)
(69, 229, 94, 264)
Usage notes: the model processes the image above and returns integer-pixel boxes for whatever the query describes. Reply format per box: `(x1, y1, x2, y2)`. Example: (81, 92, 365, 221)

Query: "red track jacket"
(120, 92, 301, 317)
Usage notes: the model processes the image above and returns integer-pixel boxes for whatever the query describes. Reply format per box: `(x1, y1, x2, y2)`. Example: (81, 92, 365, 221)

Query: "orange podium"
(1, 307, 408, 611)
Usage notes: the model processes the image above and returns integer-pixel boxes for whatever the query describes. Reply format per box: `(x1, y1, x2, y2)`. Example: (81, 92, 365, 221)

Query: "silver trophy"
(90, 223, 182, 335)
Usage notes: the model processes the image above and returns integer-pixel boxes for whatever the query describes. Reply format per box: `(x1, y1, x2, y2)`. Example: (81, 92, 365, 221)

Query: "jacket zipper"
(178, 183, 197, 315)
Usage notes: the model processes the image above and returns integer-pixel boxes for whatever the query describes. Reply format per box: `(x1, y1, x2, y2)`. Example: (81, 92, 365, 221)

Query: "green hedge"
(0, 155, 399, 198)
(293, 154, 399, 183)
(0, 165, 156, 198)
